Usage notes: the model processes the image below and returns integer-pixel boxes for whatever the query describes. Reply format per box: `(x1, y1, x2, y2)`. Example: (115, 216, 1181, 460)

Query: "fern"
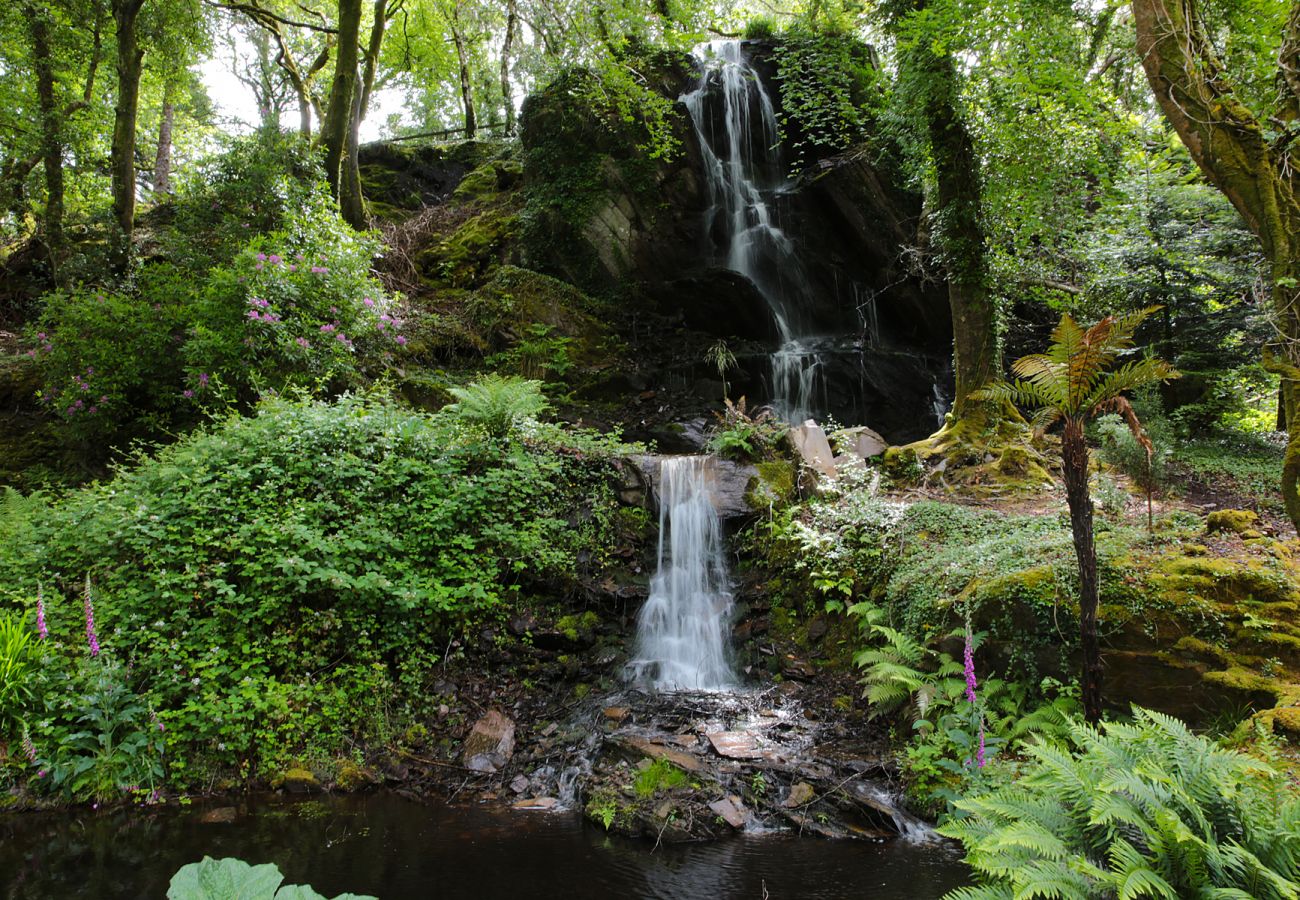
(940, 707, 1300, 900)
(444, 374, 549, 438)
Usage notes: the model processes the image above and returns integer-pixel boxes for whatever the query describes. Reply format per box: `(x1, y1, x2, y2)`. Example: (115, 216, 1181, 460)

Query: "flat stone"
(654, 800, 675, 819)
(708, 795, 749, 829)
(706, 732, 776, 760)
(513, 797, 558, 810)
(462, 710, 516, 766)
(615, 735, 704, 772)
(784, 782, 816, 808)
(603, 706, 630, 723)
(509, 775, 530, 794)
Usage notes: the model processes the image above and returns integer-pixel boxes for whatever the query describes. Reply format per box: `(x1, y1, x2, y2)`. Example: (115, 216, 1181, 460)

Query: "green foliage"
(445, 374, 549, 438)
(27, 652, 166, 803)
(0, 612, 37, 737)
(0, 394, 628, 782)
(705, 397, 786, 462)
(29, 270, 191, 445)
(1095, 400, 1173, 494)
(167, 856, 374, 900)
(633, 758, 687, 798)
(1179, 431, 1286, 514)
(743, 16, 776, 39)
(771, 27, 884, 171)
(941, 708, 1300, 900)
(166, 132, 326, 271)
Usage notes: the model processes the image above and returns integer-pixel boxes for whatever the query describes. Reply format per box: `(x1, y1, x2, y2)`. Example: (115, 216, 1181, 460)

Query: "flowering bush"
(185, 195, 404, 405)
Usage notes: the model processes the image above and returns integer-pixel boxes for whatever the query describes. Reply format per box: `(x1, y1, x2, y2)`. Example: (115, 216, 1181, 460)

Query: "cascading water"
(682, 40, 826, 423)
(626, 456, 735, 691)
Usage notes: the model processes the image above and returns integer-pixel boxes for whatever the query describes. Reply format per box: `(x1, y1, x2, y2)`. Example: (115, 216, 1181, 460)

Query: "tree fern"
(444, 374, 549, 438)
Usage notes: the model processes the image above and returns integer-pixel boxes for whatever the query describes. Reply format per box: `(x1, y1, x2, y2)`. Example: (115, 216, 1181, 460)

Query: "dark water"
(0, 794, 970, 899)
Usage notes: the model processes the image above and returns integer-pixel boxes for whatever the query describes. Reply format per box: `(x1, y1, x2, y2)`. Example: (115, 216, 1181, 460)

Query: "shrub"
(185, 195, 402, 406)
(0, 612, 37, 738)
(706, 397, 786, 462)
(0, 394, 627, 782)
(445, 374, 549, 438)
(941, 708, 1300, 900)
(744, 16, 777, 39)
(1095, 405, 1173, 494)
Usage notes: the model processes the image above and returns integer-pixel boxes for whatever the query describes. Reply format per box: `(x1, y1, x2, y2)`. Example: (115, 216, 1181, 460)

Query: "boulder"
(836, 425, 889, 459)
(462, 710, 516, 767)
(790, 420, 837, 478)
(708, 795, 750, 829)
(783, 782, 816, 808)
(631, 455, 760, 519)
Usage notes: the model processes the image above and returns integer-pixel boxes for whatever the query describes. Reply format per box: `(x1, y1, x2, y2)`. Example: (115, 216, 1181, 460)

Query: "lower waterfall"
(626, 456, 736, 691)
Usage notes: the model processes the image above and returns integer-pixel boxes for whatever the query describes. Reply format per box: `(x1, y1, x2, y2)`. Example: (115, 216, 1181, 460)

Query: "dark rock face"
(520, 49, 950, 440)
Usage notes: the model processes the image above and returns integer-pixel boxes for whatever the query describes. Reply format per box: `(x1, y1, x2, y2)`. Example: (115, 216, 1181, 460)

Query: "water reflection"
(0, 795, 969, 899)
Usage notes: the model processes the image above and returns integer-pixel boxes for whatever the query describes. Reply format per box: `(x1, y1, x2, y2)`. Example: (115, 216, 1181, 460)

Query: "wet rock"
(632, 455, 760, 519)
(708, 795, 750, 829)
(790, 421, 837, 478)
(462, 710, 516, 766)
(784, 782, 816, 808)
(200, 806, 238, 824)
(706, 732, 779, 760)
(513, 797, 558, 810)
(613, 735, 704, 772)
(603, 706, 630, 723)
(806, 617, 829, 643)
(510, 775, 531, 794)
(466, 753, 506, 774)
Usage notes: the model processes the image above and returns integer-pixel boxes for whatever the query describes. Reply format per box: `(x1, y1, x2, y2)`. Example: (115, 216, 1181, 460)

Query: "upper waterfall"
(681, 40, 825, 423)
(626, 456, 736, 691)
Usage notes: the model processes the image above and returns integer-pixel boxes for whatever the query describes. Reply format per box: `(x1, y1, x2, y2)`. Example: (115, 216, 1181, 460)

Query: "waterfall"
(627, 457, 735, 691)
(682, 40, 825, 423)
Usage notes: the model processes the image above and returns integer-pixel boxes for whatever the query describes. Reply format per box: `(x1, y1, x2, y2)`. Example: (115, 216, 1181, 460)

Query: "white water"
(681, 40, 825, 423)
(627, 457, 736, 691)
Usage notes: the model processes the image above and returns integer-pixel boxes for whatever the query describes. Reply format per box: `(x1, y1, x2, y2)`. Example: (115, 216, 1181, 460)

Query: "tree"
(979, 308, 1175, 722)
(321, 0, 361, 204)
(1129, 0, 1300, 533)
(110, 0, 148, 272)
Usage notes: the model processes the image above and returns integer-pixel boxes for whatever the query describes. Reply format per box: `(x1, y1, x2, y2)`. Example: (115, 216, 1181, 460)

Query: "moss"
(420, 206, 520, 288)
(1206, 509, 1260, 535)
(746, 459, 797, 511)
(335, 760, 374, 791)
(633, 759, 688, 798)
(555, 610, 601, 641)
(1202, 667, 1284, 702)
(1272, 706, 1300, 739)
(882, 446, 921, 484)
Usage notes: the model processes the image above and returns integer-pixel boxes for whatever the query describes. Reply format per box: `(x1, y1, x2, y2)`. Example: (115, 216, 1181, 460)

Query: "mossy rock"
(882, 446, 921, 483)
(745, 459, 796, 511)
(1272, 706, 1300, 740)
(357, 139, 502, 213)
(335, 760, 377, 791)
(276, 767, 322, 794)
(420, 205, 520, 288)
(1206, 509, 1260, 536)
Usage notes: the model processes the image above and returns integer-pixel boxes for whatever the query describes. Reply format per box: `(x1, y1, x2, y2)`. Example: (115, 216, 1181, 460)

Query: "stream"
(0, 794, 970, 898)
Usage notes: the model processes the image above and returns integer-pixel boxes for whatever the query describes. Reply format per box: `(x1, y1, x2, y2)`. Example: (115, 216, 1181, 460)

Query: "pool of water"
(0, 793, 970, 899)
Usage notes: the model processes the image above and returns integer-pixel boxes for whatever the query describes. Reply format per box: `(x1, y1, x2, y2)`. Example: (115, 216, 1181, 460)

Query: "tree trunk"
(1131, 0, 1300, 532)
(500, 0, 517, 136)
(110, 0, 147, 273)
(451, 9, 476, 138)
(154, 80, 175, 195)
(898, 4, 999, 422)
(1062, 417, 1103, 723)
(321, 0, 362, 201)
(28, 2, 64, 275)
(339, 80, 367, 228)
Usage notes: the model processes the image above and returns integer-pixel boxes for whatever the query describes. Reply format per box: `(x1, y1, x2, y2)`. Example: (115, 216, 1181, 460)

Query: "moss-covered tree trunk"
(500, 0, 517, 136)
(153, 80, 175, 195)
(897, 0, 1001, 425)
(451, 8, 476, 138)
(28, 1, 64, 276)
(1061, 417, 1103, 723)
(1132, 0, 1300, 532)
(110, 0, 147, 273)
(322, 0, 362, 203)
